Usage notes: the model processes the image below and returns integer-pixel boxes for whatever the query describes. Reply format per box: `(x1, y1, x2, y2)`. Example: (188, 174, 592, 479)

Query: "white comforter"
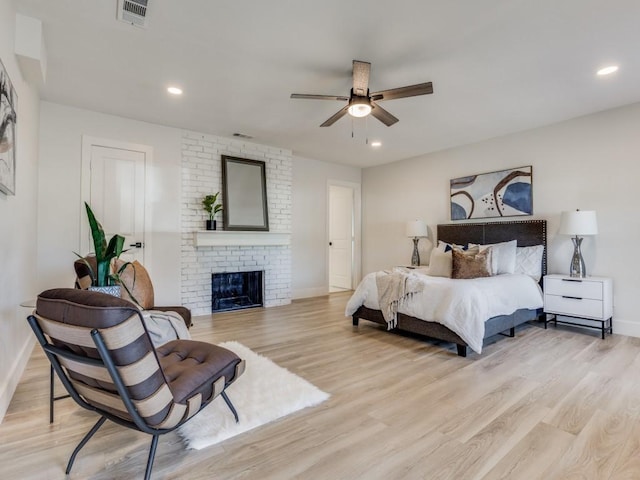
(345, 268, 543, 354)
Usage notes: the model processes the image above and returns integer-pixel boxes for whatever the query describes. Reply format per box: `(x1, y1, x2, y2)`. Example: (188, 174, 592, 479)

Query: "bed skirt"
(351, 306, 541, 357)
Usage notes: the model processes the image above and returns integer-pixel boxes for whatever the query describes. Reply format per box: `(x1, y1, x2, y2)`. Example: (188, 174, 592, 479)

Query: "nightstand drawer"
(544, 277, 603, 300)
(544, 295, 603, 319)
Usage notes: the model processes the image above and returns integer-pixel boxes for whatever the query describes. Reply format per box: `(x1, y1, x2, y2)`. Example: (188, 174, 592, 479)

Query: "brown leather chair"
(74, 256, 191, 328)
(28, 288, 245, 480)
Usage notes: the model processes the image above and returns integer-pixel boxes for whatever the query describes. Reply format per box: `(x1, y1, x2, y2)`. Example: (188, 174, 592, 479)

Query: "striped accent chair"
(28, 288, 245, 480)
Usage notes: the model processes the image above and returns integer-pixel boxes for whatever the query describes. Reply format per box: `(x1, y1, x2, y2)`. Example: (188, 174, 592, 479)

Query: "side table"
(543, 274, 613, 339)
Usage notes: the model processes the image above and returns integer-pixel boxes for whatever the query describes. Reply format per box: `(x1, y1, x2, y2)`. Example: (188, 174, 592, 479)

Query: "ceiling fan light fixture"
(347, 97, 372, 118)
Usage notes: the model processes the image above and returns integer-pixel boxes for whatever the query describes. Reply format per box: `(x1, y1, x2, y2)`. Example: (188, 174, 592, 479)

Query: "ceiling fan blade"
(352, 60, 371, 96)
(370, 102, 399, 127)
(291, 93, 350, 101)
(370, 82, 433, 102)
(320, 105, 349, 127)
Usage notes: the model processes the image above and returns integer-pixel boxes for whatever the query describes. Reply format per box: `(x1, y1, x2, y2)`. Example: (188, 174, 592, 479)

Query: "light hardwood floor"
(2, 292, 640, 479)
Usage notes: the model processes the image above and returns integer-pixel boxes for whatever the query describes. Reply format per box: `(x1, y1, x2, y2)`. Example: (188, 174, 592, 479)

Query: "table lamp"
(406, 220, 428, 266)
(558, 209, 598, 277)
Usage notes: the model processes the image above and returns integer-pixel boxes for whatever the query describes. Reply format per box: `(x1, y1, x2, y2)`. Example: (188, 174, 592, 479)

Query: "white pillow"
(437, 240, 450, 252)
(428, 248, 452, 278)
(469, 240, 517, 275)
(437, 240, 466, 252)
(514, 245, 544, 282)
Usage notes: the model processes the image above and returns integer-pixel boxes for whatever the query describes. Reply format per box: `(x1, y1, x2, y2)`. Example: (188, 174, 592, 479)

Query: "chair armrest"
(151, 306, 191, 328)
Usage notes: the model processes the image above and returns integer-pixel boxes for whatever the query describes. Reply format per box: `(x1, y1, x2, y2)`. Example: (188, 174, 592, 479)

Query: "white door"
(81, 137, 149, 265)
(329, 185, 354, 291)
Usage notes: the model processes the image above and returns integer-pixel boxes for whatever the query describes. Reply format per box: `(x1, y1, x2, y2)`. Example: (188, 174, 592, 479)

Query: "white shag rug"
(178, 341, 330, 450)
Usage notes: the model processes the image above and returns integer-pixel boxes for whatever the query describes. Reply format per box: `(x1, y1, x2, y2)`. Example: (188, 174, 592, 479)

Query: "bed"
(348, 220, 547, 357)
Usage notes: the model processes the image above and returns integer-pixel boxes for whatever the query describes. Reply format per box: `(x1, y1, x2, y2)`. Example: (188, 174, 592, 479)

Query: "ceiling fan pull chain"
(365, 115, 369, 144)
(351, 116, 354, 138)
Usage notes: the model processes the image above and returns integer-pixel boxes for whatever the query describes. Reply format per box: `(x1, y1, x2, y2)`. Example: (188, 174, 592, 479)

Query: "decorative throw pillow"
(469, 240, 517, 275)
(115, 260, 155, 309)
(438, 240, 468, 252)
(451, 246, 493, 279)
(514, 245, 544, 282)
(428, 248, 452, 278)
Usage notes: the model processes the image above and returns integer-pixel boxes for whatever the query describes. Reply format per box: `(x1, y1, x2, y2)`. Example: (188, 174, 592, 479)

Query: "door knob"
(129, 242, 143, 248)
(329, 242, 333, 246)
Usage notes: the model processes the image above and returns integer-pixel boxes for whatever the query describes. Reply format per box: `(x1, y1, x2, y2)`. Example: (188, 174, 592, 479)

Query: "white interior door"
(329, 184, 354, 291)
(81, 138, 148, 265)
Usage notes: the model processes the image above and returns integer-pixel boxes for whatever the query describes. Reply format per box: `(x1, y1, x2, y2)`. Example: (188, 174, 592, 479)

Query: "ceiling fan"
(290, 60, 433, 127)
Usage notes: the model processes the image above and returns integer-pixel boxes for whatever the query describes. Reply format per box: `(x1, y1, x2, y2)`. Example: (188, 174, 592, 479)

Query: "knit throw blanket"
(141, 310, 191, 346)
(375, 270, 423, 330)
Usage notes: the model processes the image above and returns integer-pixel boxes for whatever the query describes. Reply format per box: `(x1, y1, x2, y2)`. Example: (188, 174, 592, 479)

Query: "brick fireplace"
(211, 271, 263, 312)
(180, 131, 292, 315)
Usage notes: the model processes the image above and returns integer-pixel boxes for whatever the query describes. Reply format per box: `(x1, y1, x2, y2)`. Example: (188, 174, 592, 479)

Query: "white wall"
(37, 103, 362, 308)
(292, 156, 361, 299)
(38, 102, 183, 304)
(0, 0, 41, 422)
(362, 102, 640, 337)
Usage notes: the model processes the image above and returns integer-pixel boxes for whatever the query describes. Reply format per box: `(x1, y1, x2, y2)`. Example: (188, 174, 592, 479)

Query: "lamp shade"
(559, 210, 598, 236)
(406, 220, 428, 238)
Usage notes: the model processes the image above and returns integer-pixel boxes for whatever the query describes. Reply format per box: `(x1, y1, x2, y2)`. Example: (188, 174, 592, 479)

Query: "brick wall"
(181, 131, 292, 315)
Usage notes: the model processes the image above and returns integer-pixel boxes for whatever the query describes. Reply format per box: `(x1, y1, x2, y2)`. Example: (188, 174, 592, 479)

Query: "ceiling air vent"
(233, 133, 253, 139)
(117, 0, 149, 28)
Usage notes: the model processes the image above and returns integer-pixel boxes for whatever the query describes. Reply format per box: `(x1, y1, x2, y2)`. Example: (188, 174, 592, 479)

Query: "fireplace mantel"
(194, 231, 291, 247)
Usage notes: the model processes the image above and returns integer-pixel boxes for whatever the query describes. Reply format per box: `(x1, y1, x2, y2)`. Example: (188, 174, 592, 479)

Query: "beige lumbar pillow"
(428, 248, 452, 278)
(451, 246, 493, 279)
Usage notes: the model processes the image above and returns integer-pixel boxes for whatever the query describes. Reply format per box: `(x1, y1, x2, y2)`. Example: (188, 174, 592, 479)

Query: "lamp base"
(569, 236, 586, 278)
(411, 237, 420, 266)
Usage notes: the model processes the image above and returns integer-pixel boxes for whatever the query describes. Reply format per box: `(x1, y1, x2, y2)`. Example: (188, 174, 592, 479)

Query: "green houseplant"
(202, 192, 223, 230)
(76, 202, 138, 302)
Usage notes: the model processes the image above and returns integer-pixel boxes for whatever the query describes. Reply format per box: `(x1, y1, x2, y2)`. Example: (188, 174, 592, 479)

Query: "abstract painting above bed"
(450, 166, 532, 220)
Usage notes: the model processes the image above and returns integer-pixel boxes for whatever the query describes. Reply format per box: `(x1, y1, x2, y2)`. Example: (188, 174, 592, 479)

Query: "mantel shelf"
(194, 231, 291, 247)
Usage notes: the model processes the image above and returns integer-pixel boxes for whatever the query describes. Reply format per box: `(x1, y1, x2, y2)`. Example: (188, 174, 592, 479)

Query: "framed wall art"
(450, 166, 532, 220)
(221, 155, 269, 231)
(0, 57, 17, 195)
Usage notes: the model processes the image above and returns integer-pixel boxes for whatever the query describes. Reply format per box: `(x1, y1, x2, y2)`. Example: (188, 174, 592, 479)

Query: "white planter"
(89, 285, 121, 297)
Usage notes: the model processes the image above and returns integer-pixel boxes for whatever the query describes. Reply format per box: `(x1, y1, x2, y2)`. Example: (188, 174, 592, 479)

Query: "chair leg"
(49, 363, 71, 423)
(49, 364, 54, 424)
(221, 391, 239, 423)
(144, 435, 159, 480)
(66, 416, 107, 474)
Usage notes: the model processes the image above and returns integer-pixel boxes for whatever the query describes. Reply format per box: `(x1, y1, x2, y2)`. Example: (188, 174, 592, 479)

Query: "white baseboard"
(292, 286, 328, 300)
(612, 319, 640, 338)
(0, 336, 35, 424)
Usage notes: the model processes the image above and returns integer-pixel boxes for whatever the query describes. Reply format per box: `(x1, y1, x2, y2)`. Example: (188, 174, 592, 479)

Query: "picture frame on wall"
(450, 166, 532, 220)
(0, 57, 17, 195)
(221, 155, 269, 231)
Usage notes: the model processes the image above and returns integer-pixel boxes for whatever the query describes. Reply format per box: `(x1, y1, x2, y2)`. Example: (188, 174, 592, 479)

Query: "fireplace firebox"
(211, 271, 264, 312)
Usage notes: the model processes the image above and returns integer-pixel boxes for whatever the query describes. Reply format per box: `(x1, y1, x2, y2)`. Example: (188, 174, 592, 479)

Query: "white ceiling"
(15, 0, 640, 168)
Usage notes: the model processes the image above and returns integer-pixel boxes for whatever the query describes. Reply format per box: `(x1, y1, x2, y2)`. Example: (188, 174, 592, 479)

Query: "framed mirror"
(222, 155, 269, 231)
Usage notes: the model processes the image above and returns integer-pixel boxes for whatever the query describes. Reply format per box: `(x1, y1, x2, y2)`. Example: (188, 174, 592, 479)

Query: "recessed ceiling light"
(371, 141, 382, 147)
(167, 86, 183, 95)
(597, 65, 618, 76)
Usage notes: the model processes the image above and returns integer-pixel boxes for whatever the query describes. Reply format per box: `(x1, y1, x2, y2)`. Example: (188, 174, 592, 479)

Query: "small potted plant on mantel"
(202, 192, 223, 230)
(75, 202, 136, 299)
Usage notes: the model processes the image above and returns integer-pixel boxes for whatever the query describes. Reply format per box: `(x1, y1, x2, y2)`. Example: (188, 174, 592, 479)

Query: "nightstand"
(543, 274, 613, 339)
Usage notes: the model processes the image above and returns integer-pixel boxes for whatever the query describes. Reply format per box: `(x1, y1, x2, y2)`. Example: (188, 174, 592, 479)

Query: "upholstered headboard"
(437, 220, 547, 285)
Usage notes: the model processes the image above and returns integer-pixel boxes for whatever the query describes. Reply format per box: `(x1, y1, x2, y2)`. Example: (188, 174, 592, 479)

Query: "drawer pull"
(561, 279, 582, 283)
(562, 295, 583, 300)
